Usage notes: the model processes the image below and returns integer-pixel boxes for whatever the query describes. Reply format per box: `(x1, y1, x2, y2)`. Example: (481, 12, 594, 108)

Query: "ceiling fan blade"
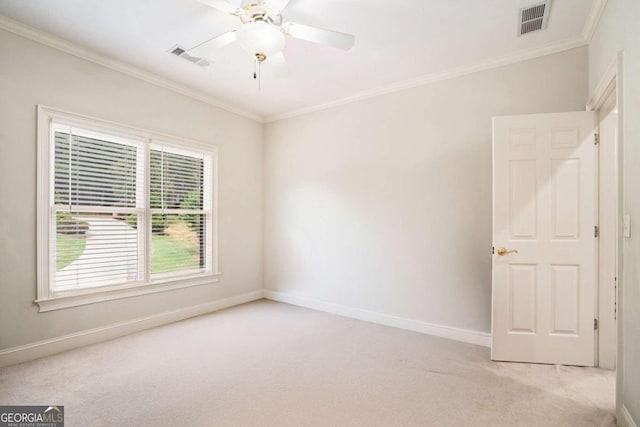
(283, 22, 355, 51)
(268, 52, 288, 78)
(197, 0, 240, 15)
(188, 31, 237, 58)
(266, 0, 293, 14)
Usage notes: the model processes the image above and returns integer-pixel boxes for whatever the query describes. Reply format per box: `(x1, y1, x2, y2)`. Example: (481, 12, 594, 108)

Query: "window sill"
(34, 273, 222, 312)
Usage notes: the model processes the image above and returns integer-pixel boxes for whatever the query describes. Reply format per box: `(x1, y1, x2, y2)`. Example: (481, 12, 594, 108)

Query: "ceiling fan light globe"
(237, 20, 286, 59)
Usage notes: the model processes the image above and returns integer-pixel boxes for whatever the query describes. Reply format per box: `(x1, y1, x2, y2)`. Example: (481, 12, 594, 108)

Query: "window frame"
(36, 105, 220, 312)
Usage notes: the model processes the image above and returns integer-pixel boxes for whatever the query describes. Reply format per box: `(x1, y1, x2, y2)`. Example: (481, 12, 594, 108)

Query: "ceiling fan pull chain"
(258, 59, 262, 91)
(253, 58, 257, 80)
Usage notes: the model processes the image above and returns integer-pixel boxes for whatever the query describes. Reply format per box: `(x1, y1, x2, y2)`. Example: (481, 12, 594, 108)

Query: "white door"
(492, 111, 597, 366)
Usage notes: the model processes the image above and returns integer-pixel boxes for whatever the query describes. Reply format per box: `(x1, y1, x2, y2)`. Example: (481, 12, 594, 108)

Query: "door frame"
(592, 67, 618, 370)
(586, 51, 623, 408)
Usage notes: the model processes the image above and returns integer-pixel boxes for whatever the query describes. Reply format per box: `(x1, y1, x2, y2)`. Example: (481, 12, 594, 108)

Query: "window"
(37, 106, 219, 311)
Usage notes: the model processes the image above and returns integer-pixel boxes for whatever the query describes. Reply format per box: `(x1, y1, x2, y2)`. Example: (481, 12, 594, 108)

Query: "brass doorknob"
(496, 247, 518, 256)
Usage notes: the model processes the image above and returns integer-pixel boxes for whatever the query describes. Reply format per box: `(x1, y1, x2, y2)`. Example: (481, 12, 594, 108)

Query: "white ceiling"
(0, 0, 594, 120)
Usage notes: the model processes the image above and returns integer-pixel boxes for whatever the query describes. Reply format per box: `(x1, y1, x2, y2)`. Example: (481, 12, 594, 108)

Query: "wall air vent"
(168, 45, 210, 67)
(518, 0, 552, 36)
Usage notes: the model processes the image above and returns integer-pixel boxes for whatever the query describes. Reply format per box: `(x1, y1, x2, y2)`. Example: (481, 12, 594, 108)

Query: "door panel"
(550, 265, 579, 335)
(510, 161, 537, 239)
(551, 159, 580, 239)
(492, 111, 596, 366)
(509, 264, 537, 333)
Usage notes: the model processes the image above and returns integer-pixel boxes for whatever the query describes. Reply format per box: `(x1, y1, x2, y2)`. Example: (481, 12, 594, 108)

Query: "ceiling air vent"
(170, 46, 186, 56)
(168, 45, 210, 67)
(518, 0, 552, 36)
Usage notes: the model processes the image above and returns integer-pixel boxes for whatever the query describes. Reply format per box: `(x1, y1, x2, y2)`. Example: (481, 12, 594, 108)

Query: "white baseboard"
(264, 290, 491, 348)
(0, 290, 264, 368)
(619, 406, 639, 427)
(1, 289, 491, 368)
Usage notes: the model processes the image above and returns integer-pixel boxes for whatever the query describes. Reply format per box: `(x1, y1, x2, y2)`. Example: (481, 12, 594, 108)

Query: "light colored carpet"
(0, 300, 615, 427)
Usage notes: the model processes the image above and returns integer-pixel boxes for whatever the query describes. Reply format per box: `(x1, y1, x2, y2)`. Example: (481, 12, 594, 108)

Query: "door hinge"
(614, 278, 617, 321)
(594, 133, 600, 145)
(594, 225, 599, 238)
(594, 318, 598, 330)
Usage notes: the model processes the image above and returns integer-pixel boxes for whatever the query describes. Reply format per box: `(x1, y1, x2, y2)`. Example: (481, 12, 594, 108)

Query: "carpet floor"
(0, 299, 615, 426)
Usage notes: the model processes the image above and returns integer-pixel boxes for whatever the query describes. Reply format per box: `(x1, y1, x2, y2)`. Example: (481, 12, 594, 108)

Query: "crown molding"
(586, 55, 618, 111)
(0, 15, 264, 123)
(582, 0, 609, 42)
(1, 11, 596, 126)
(265, 37, 587, 122)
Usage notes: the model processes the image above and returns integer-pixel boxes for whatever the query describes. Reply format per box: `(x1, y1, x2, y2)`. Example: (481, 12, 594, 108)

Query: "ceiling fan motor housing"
(239, 3, 282, 25)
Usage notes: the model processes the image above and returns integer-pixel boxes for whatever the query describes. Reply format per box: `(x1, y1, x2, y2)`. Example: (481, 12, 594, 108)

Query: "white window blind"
(150, 143, 211, 278)
(53, 124, 145, 291)
(45, 117, 215, 297)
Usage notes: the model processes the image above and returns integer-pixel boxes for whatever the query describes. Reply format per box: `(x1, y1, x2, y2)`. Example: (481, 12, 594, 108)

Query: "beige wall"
(264, 47, 589, 334)
(589, 0, 640, 423)
(0, 29, 263, 350)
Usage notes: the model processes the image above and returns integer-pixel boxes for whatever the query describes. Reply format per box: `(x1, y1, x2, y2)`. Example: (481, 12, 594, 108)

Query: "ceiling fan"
(182, 0, 356, 78)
